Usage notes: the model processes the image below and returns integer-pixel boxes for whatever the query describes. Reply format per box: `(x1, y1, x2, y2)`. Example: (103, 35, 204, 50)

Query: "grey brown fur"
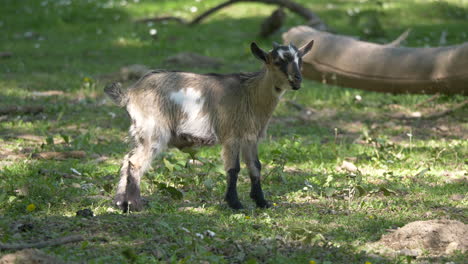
(105, 41, 314, 211)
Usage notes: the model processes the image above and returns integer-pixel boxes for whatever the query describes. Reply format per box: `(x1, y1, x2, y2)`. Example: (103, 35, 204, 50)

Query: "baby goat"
(105, 41, 314, 212)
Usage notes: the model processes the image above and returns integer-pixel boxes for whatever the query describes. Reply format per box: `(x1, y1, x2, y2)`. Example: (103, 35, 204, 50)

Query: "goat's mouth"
(289, 80, 301, 90)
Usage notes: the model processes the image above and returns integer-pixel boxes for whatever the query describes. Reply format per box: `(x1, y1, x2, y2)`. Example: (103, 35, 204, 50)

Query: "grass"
(0, 0, 467, 263)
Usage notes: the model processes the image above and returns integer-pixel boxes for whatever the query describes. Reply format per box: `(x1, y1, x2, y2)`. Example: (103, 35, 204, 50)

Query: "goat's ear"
(298, 40, 314, 57)
(251, 42, 268, 62)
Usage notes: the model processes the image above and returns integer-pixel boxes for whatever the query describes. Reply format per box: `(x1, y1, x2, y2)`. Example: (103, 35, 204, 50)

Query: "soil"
(0, 249, 64, 264)
(369, 219, 468, 257)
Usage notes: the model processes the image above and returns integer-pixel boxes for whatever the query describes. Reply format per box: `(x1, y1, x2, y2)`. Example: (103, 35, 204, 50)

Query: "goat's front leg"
(242, 143, 270, 208)
(222, 141, 243, 210)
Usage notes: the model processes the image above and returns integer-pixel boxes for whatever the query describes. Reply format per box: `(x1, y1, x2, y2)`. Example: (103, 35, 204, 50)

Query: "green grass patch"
(0, 0, 467, 263)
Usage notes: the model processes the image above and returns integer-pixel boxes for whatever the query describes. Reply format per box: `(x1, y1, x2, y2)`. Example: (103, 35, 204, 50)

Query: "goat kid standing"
(105, 41, 314, 212)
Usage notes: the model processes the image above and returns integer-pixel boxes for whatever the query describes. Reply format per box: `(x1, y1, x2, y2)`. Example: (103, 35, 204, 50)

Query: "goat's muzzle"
(289, 76, 302, 90)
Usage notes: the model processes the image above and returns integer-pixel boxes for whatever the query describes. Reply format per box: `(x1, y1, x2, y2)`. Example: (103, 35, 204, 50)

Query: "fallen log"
(283, 26, 468, 95)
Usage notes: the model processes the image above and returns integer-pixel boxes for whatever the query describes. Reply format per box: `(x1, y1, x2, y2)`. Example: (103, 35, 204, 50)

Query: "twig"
(424, 99, 468, 119)
(0, 106, 44, 115)
(284, 99, 305, 111)
(31, 151, 86, 160)
(0, 235, 85, 251)
(0, 52, 13, 58)
(135, 16, 187, 24)
(386, 28, 411, 47)
(415, 93, 441, 108)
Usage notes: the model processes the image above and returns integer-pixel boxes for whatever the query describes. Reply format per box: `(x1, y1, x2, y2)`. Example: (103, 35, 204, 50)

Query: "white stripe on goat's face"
(169, 88, 213, 138)
(288, 45, 300, 70)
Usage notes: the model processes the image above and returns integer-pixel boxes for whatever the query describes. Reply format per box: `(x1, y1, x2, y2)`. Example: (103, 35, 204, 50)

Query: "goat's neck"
(248, 68, 281, 116)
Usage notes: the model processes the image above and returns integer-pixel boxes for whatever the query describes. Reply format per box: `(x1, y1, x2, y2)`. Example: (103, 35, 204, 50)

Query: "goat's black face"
(251, 40, 314, 90)
(271, 43, 302, 90)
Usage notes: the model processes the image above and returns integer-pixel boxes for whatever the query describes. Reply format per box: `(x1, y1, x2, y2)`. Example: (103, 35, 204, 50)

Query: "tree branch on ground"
(136, 0, 328, 30)
(424, 99, 468, 119)
(0, 106, 44, 115)
(31, 151, 87, 160)
(135, 16, 187, 24)
(0, 235, 107, 251)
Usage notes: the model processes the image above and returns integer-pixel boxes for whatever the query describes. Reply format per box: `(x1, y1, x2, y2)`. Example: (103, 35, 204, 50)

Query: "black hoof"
(255, 199, 271, 209)
(115, 197, 144, 213)
(226, 198, 244, 210)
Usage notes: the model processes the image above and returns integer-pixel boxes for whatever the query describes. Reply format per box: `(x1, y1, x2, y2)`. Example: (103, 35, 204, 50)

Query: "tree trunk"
(283, 26, 468, 95)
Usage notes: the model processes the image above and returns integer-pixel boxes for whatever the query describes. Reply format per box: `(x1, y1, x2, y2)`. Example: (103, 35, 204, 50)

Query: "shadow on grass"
(0, 212, 399, 263)
(1, 1, 467, 262)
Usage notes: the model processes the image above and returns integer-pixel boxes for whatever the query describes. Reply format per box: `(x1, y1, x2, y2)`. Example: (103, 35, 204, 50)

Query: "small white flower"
(180, 227, 190, 233)
(149, 29, 157, 36)
(205, 230, 216, 237)
(195, 233, 204, 239)
(190, 6, 198, 13)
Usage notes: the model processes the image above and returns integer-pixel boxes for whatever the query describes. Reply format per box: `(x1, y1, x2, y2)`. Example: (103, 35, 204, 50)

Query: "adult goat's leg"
(242, 143, 269, 208)
(222, 141, 242, 209)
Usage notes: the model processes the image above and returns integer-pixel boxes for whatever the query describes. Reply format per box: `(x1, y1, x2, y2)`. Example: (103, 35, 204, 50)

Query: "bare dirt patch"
(0, 249, 64, 264)
(368, 219, 467, 257)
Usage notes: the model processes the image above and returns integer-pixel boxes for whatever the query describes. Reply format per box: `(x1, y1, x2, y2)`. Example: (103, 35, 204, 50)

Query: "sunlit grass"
(0, 0, 467, 263)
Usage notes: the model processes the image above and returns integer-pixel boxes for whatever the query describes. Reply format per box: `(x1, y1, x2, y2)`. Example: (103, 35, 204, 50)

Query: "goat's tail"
(104, 82, 128, 107)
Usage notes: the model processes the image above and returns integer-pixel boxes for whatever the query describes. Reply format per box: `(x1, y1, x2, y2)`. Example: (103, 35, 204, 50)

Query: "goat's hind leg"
(115, 127, 168, 212)
(114, 153, 131, 209)
(115, 143, 153, 212)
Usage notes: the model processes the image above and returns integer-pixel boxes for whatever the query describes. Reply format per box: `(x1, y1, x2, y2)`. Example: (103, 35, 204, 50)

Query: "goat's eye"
(274, 60, 283, 66)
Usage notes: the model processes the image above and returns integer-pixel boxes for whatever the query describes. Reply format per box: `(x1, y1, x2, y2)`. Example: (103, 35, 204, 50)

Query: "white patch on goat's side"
(170, 87, 203, 114)
(169, 88, 213, 138)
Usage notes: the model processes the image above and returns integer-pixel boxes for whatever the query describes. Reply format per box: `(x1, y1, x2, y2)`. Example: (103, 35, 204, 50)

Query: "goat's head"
(251, 40, 314, 90)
